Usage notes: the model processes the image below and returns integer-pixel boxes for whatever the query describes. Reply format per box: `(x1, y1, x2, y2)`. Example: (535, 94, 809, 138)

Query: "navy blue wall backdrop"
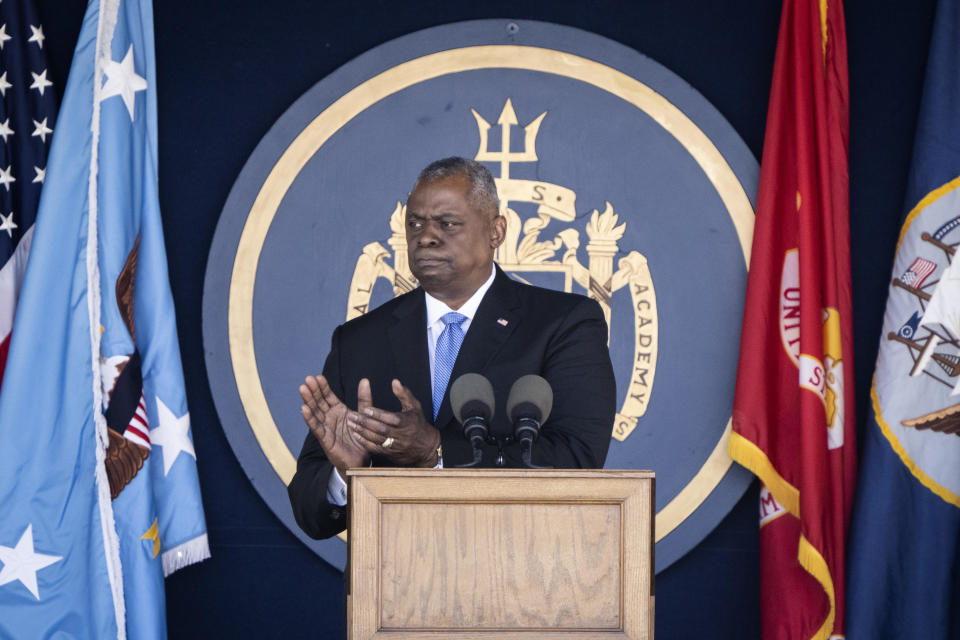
(34, 1, 936, 638)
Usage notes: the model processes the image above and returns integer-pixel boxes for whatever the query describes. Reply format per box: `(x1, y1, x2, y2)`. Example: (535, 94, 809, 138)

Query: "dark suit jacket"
(287, 266, 616, 539)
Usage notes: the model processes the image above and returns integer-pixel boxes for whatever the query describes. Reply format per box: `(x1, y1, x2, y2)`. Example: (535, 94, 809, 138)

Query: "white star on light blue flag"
(0, 525, 62, 600)
(100, 44, 147, 121)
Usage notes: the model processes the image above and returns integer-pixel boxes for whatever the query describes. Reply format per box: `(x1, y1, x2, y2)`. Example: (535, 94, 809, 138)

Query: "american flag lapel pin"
(497, 318, 508, 326)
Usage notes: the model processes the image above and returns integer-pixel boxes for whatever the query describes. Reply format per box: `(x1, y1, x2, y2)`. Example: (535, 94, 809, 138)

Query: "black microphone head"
(450, 373, 495, 424)
(506, 374, 553, 424)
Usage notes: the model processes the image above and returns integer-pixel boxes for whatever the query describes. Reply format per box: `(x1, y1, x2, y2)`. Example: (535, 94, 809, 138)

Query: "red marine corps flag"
(729, 1, 857, 639)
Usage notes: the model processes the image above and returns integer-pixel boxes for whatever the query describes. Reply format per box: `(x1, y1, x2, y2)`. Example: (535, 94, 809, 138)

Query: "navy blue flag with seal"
(846, 0, 960, 637)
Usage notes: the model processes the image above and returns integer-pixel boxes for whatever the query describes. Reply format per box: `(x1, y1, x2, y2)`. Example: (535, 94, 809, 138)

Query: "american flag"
(0, 0, 57, 386)
(899, 256, 937, 288)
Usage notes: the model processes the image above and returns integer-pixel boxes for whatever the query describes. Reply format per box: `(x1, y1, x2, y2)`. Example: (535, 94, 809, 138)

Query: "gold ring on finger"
(382, 436, 395, 449)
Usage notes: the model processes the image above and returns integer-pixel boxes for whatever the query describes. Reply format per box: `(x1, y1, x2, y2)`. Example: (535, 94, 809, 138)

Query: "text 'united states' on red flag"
(729, 0, 857, 639)
(0, 0, 58, 386)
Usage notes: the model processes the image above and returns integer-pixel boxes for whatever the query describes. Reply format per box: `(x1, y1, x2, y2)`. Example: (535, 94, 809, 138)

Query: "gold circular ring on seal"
(228, 44, 755, 544)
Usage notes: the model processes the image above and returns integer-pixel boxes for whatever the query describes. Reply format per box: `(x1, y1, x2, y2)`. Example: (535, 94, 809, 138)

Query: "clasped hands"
(299, 375, 441, 478)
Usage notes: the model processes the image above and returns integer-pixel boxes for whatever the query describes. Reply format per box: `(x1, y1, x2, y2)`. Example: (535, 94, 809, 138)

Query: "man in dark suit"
(288, 157, 616, 540)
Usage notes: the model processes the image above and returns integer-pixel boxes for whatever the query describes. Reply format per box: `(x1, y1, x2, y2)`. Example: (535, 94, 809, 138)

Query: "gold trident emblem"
(472, 97, 544, 180)
(471, 99, 577, 267)
(346, 98, 659, 441)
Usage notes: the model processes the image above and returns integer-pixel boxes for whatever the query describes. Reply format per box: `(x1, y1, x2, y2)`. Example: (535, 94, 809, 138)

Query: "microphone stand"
(514, 417, 552, 469)
(454, 415, 486, 467)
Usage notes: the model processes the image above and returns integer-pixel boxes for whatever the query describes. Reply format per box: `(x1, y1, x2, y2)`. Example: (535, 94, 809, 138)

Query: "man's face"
(405, 173, 505, 307)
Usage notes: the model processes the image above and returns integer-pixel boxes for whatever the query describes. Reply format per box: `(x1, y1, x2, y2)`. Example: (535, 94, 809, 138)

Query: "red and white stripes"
(0, 225, 34, 385)
(124, 395, 150, 449)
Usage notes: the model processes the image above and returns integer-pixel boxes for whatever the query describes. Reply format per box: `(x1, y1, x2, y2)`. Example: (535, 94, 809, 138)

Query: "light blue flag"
(0, 0, 209, 637)
(846, 0, 960, 638)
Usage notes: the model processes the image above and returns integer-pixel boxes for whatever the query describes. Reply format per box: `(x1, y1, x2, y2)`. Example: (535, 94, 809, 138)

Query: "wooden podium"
(346, 469, 654, 639)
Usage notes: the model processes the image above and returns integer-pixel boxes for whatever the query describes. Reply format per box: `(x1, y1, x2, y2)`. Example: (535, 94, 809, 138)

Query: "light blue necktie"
(433, 311, 467, 420)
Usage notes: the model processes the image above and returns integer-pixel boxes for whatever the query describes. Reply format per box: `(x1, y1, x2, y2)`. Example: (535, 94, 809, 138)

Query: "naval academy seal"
(203, 20, 758, 572)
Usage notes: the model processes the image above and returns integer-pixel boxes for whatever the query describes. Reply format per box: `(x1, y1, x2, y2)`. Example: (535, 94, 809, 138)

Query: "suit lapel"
(387, 290, 433, 416)
(434, 267, 521, 428)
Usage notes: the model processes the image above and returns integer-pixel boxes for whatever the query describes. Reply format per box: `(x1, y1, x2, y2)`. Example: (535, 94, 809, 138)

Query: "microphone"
(449, 373, 495, 467)
(506, 375, 553, 469)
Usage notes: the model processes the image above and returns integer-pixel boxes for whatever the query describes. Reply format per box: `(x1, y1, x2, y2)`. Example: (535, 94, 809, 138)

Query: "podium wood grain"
(347, 469, 654, 640)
